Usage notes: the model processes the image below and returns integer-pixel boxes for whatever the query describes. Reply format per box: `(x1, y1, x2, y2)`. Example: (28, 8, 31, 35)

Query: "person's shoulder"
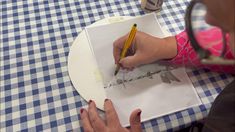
(202, 79, 235, 132)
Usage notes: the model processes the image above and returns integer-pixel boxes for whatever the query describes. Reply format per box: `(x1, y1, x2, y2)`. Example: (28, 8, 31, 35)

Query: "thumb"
(129, 109, 142, 132)
(119, 54, 142, 68)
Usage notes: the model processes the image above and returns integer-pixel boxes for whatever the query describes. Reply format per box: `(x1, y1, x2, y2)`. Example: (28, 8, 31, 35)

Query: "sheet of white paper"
(86, 14, 166, 87)
(86, 14, 202, 126)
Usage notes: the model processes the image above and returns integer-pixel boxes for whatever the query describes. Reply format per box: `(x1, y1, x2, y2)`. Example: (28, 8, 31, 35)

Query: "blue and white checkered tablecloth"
(1, 0, 234, 131)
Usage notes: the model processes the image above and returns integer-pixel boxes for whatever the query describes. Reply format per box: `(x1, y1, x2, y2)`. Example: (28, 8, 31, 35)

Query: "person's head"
(203, 0, 235, 52)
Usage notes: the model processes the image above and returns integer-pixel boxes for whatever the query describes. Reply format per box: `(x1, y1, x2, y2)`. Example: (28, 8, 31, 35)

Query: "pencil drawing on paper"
(104, 64, 181, 89)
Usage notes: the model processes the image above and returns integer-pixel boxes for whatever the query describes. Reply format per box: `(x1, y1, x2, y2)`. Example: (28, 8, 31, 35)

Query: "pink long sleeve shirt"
(169, 29, 235, 74)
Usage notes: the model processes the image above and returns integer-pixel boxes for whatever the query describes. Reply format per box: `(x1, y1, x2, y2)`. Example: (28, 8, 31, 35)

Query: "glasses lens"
(190, 2, 226, 57)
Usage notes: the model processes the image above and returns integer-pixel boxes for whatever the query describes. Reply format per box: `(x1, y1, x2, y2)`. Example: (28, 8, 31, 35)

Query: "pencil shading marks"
(160, 66, 181, 84)
(104, 65, 181, 89)
(117, 79, 123, 84)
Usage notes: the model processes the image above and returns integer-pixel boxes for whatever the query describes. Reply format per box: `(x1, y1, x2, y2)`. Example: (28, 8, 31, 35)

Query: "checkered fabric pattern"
(1, 0, 234, 131)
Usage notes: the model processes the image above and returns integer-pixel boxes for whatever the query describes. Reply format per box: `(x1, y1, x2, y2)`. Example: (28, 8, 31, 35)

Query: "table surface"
(1, 0, 234, 131)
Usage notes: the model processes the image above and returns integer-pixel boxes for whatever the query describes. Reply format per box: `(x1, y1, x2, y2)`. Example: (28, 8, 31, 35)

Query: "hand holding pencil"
(113, 27, 177, 73)
(114, 24, 137, 75)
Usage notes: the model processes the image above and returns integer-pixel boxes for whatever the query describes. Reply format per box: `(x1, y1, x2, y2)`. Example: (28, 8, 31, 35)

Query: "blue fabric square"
(6, 120, 13, 127)
(25, 25, 31, 30)
(176, 112, 183, 119)
(62, 105, 69, 111)
(20, 104, 27, 110)
(198, 80, 205, 86)
(75, 101, 82, 107)
(72, 32, 78, 37)
(3, 38, 8, 42)
(46, 14, 51, 18)
(67, 10, 72, 14)
(39, 39, 44, 43)
(2, 7, 7, 12)
(64, 117, 71, 124)
(30, 69, 37, 74)
(53, 54, 59, 59)
(13, 19, 19, 23)
(163, 116, 170, 122)
(43, 66, 49, 71)
(24, 11, 29, 15)
(38, 31, 43, 35)
(58, 83, 64, 88)
(19, 92, 26, 98)
(33, 100, 40, 107)
(4, 85, 11, 91)
(5, 107, 12, 114)
(56, 73, 62, 78)
(50, 121, 57, 128)
(13, 13, 19, 17)
(56, 12, 61, 16)
(20, 116, 28, 123)
(18, 81, 25, 87)
(16, 53, 22, 58)
(3, 46, 9, 50)
(4, 65, 10, 70)
(28, 50, 34, 55)
(48, 108, 55, 115)
(15, 44, 21, 49)
(40, 49, 46, 53)
(205, 91, 211, 96)
(47, 97, 54, 103)
(32, 89, 39, 95)
(29, 59, 35, 64)
(188, 108, 195, 115)
(49, 29, 54, 33)
(47, 21, 53, 25)
(45, 86, 52, 92)
(36, 125, 43, 131)
(54, 63, 61, 68)
(52, 45, 57, 50)
(44, 76, 50, 81)
(23, 2, 29, 7)
(215, 87, 222, 93)
(5, 96, 12, 102)
(27, 41, 33, 46)
(50, 37, 56, 41)
(31, 78, 38, 84)
(2, 29, 8, 34)
(60, 93, 67, 100)
(4, 74, 10, 80)
(80, 23, 86, 27)
(199, 105, 206, 111)
(150, 119, 158, 126)
(58, 19, 63, 23)
(15, 35, 21, 40)
(25, 18, 30, 22)
(61, 34, 67, 39)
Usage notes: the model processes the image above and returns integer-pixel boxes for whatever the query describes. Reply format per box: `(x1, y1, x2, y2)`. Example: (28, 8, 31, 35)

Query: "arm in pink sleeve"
(168, 30, 235, 74)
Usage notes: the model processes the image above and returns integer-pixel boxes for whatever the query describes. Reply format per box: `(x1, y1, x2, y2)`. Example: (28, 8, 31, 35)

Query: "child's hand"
(113, 31, 177, 68)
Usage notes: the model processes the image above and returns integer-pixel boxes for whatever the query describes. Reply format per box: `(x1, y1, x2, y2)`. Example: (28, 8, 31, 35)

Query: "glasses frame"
(185, 0, 235, 65)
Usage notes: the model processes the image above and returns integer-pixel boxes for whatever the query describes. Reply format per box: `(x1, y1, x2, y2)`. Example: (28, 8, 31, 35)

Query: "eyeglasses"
(185, 0, 235, 65)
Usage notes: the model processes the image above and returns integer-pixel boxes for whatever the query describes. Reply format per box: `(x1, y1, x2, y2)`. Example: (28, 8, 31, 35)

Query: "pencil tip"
(114, 70, 118, 76)
(134, 23, 137, 27)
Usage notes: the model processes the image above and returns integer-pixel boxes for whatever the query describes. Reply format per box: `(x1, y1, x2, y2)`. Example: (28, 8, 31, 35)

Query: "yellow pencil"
(114, 23, 137, 76)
